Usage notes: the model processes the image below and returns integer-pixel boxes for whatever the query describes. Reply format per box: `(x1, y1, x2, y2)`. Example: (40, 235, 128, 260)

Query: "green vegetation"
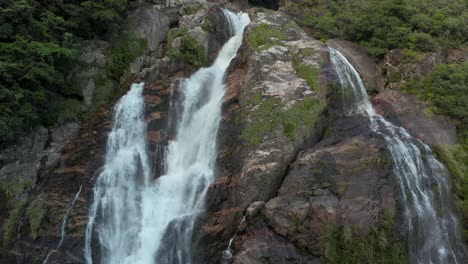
(201, 18, 214, 32)
(248, 23, 285, 51)
(2, 197, 27, 245)
(404, 63, 468, 142)
(0, 179, 33, 201)
(26, 198, 46, 240)
(0, 0, 129, 142)
(403, 62, 468, 239)
(239, 92, 323, 145)
(284, 0, 468, 58)
(434, 144, 468, 238)
(292, 55, 319, 90)
(168, 28, 206, 67)
(181, 4, 202, 16)
(324, 214, 407, 264)
(106, 36, 147, 81)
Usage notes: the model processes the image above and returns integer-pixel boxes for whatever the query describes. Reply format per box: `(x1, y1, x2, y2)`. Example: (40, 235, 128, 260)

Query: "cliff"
(0, 1, 466, 263)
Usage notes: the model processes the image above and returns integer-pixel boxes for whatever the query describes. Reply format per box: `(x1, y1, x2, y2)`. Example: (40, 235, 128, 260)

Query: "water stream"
(84, 10, 249, 264)
(43, 185, 83, 263)
(330, 48, 467, 264)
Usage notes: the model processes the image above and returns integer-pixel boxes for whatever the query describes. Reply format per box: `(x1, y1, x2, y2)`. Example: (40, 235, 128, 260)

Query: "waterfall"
(84, 82, 151, 264)
(330, 48, 467, 263)
(84, 10, 249, 264)
(222, 216, 246, 264)
(43, 185, 83, 264)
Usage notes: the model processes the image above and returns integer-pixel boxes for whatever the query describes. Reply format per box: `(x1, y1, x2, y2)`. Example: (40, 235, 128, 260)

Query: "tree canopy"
(0, 0, 128, 142)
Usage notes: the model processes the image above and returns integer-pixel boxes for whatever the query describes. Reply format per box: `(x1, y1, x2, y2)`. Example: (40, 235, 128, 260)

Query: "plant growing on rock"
(26, 198, 46, 240)
(167, 29, 206, 67)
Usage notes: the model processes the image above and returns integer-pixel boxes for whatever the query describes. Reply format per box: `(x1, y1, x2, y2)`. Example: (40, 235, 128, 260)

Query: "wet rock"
(246, 201, 265, 218)
(373, 89, 457, 146)
(327, 39, 384, 92)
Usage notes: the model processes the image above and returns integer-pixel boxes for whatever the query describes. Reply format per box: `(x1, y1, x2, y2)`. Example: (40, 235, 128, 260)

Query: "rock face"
(373, 89, 457, 146)
(228, 112, 397, 263)
(1, 3, 465, 264)
(194, 9, 330, 263)
(379, 49, 439, 90)
(128, 5, 170, 52)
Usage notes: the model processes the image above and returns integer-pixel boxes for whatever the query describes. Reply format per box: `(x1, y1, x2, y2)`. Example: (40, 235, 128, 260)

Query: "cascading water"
(330, 48, 467, 263)
(43, 185, 83, 264)
(84, 10, 249, 264)
(84, 82, 151, 264)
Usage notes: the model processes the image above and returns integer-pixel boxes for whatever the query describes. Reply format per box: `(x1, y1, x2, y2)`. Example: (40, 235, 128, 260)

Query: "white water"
(84, 10, 249, 264)
(43, 185, 83, 264)
(330, 48, 467, 263)
(222, 216, 246, 264)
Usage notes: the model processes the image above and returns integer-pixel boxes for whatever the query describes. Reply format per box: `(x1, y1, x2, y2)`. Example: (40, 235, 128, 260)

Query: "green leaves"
(0, 0, 129, 142)
(284, 0, 468, 59)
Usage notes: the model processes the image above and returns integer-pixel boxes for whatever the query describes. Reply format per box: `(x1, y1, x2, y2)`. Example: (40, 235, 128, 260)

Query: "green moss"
(2, 197, 27, 245)
(26, 198, 46, 240)
(434, 144, 468, 238)
(239, 92, 323, 146)
(181, 4, 202, 15)
(0, 179, 33, 201)
(167, 28, 206, 67)
(248, 23, 285, 50)
(324, 213, 408, 264)
(292, 55, 320, 91)
(301, 48, 315, 57)
(388, 71, 401, 83)
(201, 18, 214, 32)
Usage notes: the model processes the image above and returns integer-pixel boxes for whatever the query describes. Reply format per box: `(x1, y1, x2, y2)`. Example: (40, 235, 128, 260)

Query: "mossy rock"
(324, 212, 408, 264)
(167, 28, 206, 67)
(248, 23, 285, 51)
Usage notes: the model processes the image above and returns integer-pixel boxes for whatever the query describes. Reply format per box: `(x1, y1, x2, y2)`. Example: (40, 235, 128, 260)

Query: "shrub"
(168, 29, 206, 67)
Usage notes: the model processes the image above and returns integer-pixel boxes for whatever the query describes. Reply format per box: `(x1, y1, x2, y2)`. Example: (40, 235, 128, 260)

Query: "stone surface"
(128, 5, 170, 52)
(0, 128, 48, 184)
(379, 49, 439, 89)
(195, 10, 329, 263)
(373, 89, 457, 146)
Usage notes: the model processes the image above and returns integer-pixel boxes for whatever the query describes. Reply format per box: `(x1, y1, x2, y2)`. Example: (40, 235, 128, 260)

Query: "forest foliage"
(284, 0, 468, 58)
(0, 0, 128, 142)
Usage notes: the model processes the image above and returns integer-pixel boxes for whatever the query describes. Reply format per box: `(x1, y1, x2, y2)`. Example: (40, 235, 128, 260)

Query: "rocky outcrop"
(194, 9, 330, 262)
(128, 5, 170, 53)
(227, 111, 400, 263)
(379, 49, 440, 90)
(373, 89, 457, 146)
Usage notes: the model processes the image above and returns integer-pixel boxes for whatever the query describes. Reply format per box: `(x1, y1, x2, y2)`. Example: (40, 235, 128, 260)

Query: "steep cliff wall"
(0, 1, 466, 263)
